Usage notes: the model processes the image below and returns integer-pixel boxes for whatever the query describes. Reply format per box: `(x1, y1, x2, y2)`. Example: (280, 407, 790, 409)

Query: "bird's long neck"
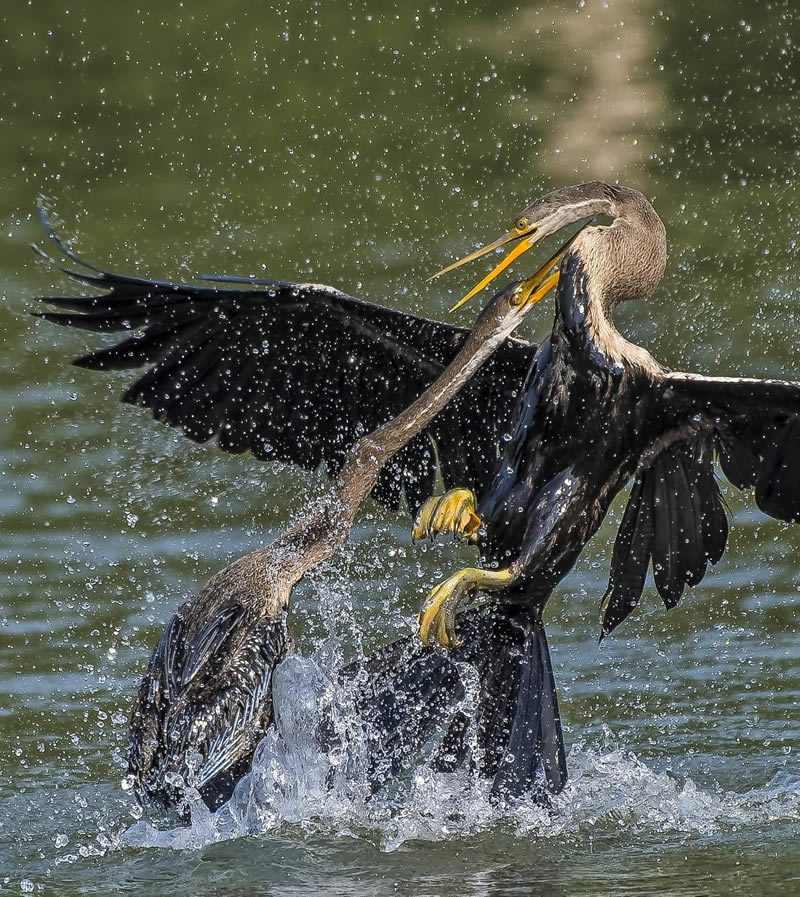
(375, 321, 506, 454)
(341, 315, 508, 502)
(546, 188, 665, 375)
(554, 247, 660, 375)
(270, 309, 509, 584)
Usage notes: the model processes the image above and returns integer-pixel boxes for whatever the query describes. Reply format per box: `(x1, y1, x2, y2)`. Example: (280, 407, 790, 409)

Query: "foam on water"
(121, 647, 800, 853)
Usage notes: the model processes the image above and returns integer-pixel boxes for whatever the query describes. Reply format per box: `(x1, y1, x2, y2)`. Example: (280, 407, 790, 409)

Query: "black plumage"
(37, 259, 560, 813)
(128, 597, 288, 811)
(34, 221, 531, 513)
(341, 604, 564, 799)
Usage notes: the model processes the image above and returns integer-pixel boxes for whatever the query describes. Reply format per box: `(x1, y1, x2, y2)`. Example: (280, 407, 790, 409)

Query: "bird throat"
(556, 251, 660, 375)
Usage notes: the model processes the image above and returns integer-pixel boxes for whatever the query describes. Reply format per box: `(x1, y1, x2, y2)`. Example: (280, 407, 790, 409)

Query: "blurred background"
(2, 1, 800, 894)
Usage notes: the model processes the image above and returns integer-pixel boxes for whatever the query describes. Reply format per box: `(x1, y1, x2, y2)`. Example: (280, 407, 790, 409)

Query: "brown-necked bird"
(33, 226, 565, 810)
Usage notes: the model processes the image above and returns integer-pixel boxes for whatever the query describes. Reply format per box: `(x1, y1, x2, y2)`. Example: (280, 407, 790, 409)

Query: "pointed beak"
(430, 224, 546, 311)
(507, 236, 576, 313)
(434, 215, 593, 313)
(433, 228, 542, 311)
(429, 226, 537, 281)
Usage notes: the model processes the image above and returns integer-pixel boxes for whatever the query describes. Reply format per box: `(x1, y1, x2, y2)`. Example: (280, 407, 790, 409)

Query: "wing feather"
(34, 219, 535, 513)
(652, 450, 682, 606)
(601, 473, 655, 636)
(127, 599, 288, 809)
(667, 371, 800, 524)
(604, 372, 800, 635)
(756, 416, 800, 522)
(603, 434, 728, 635)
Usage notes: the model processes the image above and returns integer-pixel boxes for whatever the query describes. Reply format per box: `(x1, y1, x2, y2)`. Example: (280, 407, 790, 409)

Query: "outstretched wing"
(33, 214, 535, 513)
(601, 372, 800, 635)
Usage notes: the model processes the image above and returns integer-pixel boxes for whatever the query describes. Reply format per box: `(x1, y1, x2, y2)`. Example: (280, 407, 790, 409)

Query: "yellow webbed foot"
(418, 566, 516, 649)
(412, 488, 481, 543)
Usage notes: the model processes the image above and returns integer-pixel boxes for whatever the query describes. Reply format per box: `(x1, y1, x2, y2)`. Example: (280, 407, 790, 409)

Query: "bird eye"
(510, 289, 524, 307)
(515, 217, 530, 233)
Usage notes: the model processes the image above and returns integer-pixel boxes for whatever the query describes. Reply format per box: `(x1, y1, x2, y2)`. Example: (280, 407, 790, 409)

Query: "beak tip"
(449, 286, 481, 313)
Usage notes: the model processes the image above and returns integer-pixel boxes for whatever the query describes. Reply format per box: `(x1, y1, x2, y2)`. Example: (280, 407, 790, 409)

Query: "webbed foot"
(418, 566, 515, 649)
(412, 488, 481, 543)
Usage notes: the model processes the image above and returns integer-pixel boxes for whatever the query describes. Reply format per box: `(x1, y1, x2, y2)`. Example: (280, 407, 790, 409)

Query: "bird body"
(51, 266, 560, 811)
(417, 183, 800, 641)
(479, 243, 668, 601)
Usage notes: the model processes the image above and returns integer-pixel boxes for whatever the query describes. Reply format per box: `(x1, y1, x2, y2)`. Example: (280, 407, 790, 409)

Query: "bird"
(33, 231, 567, 811)
(413, 181, 800, 651)
(31, 182, 800, 804)
(394, 180, 800, 799)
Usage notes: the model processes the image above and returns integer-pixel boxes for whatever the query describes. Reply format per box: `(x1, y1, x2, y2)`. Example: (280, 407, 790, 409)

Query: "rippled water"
(2, 1, 800, 894)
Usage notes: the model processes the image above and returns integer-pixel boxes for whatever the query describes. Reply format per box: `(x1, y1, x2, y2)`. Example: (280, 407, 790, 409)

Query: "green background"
(2, 1, 800, 894)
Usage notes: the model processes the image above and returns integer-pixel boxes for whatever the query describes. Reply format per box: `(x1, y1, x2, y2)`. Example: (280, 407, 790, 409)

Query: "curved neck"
(554, 198, 665, 374)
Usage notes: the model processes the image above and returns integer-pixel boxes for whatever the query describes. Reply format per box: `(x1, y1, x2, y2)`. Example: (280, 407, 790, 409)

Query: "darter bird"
(33, 238, 565, 810)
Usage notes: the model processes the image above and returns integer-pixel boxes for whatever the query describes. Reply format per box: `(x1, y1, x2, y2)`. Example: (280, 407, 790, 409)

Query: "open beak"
(432, 219, 588, 312)
(430, 225, 543, 311)
(513, 241, 569, 310)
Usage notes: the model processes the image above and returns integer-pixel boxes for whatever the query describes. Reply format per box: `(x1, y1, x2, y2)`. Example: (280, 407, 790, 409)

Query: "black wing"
(601, 434, 727, 635)
(33, 214, 535, 513)
(602, 373, 800, 635)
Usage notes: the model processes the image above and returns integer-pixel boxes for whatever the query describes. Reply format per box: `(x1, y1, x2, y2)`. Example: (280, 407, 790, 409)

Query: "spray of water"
(120, 639, 800, 853)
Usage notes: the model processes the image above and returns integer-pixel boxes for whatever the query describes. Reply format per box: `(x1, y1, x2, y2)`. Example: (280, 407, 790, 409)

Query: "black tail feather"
(344, 604, 567, 800)
(338, 630, 466, 789)
(132, 602, 566, 816)
(477, 609, 566, 800)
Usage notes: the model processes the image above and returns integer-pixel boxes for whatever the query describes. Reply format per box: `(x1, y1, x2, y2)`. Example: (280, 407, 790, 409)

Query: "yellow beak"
(432, 219, 587, 312)
(430, 226, 537, 281)
(430, 225, 541, 311)
(513, 243, 567, 310)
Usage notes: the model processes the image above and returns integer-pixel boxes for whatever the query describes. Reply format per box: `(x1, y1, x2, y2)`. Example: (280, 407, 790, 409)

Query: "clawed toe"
(412, 488, 481, 543)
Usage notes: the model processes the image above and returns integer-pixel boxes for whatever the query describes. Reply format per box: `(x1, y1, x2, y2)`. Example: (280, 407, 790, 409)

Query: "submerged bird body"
(128, 550, 289, 807)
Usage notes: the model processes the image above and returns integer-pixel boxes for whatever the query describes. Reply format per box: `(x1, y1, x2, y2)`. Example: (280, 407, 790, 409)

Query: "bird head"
(432, 181, 652, 310)
(467, 251, 566, 344)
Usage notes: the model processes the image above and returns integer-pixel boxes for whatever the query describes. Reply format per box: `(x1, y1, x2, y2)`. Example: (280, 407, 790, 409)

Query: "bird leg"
(418, 566, 516, 649)
(412, 488, 482, 543)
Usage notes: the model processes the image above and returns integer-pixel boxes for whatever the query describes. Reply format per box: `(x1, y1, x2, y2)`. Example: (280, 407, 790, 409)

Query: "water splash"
(122, 648, 800, 853)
